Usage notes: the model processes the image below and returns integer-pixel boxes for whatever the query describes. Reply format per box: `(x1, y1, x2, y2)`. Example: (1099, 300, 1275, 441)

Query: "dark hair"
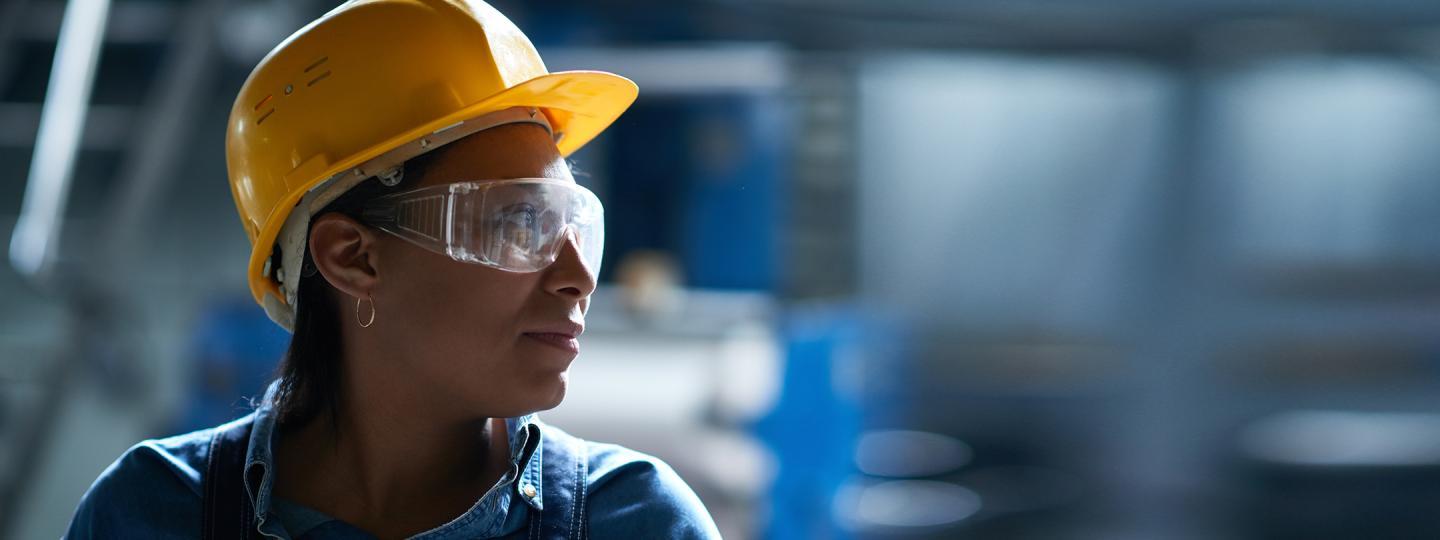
(269, 157, 434, 430)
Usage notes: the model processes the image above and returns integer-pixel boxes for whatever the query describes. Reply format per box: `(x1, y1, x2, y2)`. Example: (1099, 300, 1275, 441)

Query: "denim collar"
(240, 379, 544, 539)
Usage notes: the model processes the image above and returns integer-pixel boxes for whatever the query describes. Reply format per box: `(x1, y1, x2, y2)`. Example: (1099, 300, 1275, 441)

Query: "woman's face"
(366, 123, 596, 418)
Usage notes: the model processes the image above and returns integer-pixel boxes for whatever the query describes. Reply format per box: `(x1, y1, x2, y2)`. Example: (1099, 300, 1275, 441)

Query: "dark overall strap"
(529, 425, 590, 540)
(202, 417, 257, 540)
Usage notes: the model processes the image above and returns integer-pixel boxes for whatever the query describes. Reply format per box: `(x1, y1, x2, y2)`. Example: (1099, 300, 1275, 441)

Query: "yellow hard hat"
(225, 0, 637, 329)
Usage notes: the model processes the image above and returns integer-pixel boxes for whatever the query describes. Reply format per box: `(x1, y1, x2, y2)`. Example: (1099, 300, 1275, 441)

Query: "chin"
(532, 372, 569, 411)
(496, 371, 568, 417)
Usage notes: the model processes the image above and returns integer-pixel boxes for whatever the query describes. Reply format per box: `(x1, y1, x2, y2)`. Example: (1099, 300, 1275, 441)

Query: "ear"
(308, 213, 380, 300)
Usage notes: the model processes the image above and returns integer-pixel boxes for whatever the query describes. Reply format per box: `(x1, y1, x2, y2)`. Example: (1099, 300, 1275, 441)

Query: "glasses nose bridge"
(541, 224, 578, 261)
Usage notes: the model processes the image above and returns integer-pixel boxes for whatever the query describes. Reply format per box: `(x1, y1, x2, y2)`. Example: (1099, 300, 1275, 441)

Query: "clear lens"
(366, 178, 603, 275)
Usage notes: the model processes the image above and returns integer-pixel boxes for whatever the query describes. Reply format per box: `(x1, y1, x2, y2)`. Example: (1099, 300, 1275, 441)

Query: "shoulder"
(540, 424, 721, 539)
(65, 418, 238, 538)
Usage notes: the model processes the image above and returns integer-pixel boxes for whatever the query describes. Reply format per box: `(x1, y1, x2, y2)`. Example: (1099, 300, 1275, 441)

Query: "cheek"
(384, 252, 538, 362)
(375, 240, 566, 415)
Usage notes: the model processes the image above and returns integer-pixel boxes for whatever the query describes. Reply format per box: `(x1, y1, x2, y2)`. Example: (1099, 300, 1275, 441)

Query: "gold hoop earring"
(356, 296, 376, 328)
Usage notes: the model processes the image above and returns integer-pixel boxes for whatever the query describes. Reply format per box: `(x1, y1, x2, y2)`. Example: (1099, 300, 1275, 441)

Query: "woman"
(65, 0, 721, 538)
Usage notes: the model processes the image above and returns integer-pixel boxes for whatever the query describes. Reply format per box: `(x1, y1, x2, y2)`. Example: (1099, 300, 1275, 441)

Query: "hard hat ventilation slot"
(307, 70, 331, 87)
(253, 94, 272, 111)
(304, 56, 329, 73)
(256, 108, 275, 125)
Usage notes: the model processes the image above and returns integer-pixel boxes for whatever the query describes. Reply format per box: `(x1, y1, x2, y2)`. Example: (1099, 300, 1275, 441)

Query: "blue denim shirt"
(65, 380, 721, 539)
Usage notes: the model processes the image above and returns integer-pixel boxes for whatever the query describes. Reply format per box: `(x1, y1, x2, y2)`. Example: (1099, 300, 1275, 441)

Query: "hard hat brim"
(471, 70, 640, 157)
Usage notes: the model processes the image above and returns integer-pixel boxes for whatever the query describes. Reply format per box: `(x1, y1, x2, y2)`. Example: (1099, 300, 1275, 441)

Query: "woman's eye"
(496, 203, 541, 249)
(519, 205, 537, 225)
(500, 204, 538, 227)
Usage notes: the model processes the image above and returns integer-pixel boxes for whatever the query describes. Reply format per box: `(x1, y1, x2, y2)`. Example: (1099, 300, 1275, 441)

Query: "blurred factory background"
(6, 0, 1440, 538)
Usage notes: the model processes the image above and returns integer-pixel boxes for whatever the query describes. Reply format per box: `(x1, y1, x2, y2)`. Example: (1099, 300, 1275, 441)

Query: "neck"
(274, 352, 511, 519)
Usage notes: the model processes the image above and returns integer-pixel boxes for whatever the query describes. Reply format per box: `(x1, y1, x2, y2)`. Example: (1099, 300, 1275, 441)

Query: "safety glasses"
(360, 178, 604, 276)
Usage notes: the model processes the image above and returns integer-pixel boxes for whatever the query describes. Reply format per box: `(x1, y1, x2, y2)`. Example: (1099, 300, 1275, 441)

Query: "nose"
(543, 228, 597, 300)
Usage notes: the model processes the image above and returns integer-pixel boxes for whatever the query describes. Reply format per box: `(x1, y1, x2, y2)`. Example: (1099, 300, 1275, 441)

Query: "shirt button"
(523, 484, 537, 498)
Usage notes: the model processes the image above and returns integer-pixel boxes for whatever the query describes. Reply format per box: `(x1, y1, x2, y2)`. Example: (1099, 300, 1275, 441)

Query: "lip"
(522, 321, 584, 354)
(524, 332, 580, 354)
